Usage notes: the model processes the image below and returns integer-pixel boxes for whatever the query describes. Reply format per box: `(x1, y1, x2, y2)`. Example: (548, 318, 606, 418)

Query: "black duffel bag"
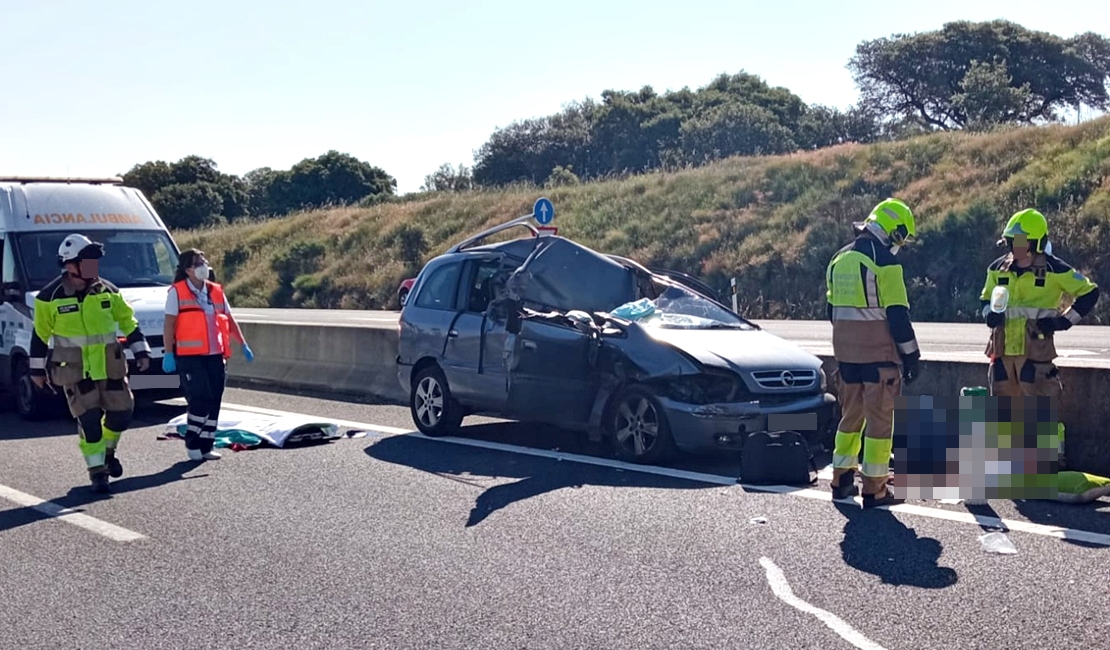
(739, 430, 818, 486)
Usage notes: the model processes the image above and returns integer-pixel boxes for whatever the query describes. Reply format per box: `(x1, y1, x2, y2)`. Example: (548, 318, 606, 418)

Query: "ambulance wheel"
(15, 358, 55, 422)
(410, 364, 463, 437)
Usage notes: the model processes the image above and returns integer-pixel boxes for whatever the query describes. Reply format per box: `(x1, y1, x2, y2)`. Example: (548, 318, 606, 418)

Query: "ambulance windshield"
(16, 230, 179, 289)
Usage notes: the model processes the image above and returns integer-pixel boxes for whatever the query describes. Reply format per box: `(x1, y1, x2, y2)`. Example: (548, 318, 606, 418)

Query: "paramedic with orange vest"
(162, 249, 253, 461)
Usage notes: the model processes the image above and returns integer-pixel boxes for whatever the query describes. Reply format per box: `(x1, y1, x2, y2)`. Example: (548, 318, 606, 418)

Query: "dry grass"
(175, 115, 1110, 322)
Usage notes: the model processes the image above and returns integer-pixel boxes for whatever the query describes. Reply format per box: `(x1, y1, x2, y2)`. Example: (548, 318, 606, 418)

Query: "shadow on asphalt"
(0, 401, 185, 441)
(0, 460, 209, 535)
(414, 419, 834, 481)
(363, 425, 724, 527)
(974, 499, 1110, 549)
(224, 381, 837, 479)
(833, 501, 959, 589)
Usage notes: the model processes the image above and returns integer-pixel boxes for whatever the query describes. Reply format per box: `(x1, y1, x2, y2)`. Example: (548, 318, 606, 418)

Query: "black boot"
(831, 469, 858, 500)
(862, 476, 904, 508)
(89, 466, 111, 494)
(106, 450, 123, 479)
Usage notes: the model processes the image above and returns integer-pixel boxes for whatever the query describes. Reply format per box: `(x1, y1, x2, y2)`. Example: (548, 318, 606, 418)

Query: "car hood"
(25, 285, 169, 342)
(643, 326, 823, 373)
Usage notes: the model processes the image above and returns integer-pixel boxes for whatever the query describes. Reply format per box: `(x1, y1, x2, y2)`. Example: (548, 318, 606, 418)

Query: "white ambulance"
(1, 177, 182, 420)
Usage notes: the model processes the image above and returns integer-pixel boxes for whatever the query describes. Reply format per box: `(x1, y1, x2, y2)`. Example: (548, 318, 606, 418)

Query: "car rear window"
(414, 261, 461, 310)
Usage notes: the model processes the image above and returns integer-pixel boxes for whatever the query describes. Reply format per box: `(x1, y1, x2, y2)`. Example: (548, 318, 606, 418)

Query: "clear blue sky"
(2, 0, 1107, 195)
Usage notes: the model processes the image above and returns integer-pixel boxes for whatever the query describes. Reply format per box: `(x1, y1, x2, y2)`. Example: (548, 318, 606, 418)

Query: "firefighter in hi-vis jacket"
(30, 234, 151, 493)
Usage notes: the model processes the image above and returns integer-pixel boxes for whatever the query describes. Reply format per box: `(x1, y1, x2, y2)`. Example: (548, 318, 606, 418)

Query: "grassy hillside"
(175, 116, 1110, 324)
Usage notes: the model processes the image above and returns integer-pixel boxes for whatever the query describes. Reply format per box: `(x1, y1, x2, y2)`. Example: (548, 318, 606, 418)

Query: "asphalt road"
(2, 386, 1108, 649)
(235, 309, 1110, 367)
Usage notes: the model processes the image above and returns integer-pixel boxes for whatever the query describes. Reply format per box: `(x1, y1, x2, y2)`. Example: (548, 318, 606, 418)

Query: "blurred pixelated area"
(892, 394, 1060, 501)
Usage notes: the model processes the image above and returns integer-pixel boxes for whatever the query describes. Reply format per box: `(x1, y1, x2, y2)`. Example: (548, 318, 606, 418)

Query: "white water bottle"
(990, 286, 1009, 313)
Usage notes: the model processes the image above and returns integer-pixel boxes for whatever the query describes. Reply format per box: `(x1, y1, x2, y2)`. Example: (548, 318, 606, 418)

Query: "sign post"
(730, 277, 738, 313)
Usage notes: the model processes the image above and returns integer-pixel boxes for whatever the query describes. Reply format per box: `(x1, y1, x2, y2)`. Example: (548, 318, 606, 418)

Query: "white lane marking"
(0, 484, 146, 542)
(209, 401, 738, 485)
(747, 484, 1110, 546)
(170, 400, 1110, 547)
(1056, 349, 1097, 356)
(760, 557, 889, 650)
(796, 343, 1110, 367)
(164, 399, 411, 435)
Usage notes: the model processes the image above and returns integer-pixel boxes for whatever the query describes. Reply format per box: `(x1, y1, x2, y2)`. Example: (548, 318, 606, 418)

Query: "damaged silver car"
(396, 214, 837, 464)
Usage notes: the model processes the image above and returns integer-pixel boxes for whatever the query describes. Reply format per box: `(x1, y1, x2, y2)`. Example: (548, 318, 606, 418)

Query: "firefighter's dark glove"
(985, 311, 1004, 328)
(901, 353, 920, 385)
(1036, 316, 1072, 333)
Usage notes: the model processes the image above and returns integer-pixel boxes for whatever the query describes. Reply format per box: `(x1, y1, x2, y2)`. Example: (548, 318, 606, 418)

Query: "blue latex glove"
(162, 352, 176, 373)
(241, 342, 254, 362)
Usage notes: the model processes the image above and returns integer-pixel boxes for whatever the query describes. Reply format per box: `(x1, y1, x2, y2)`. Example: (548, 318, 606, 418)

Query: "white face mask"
(194, 264, 210, 281)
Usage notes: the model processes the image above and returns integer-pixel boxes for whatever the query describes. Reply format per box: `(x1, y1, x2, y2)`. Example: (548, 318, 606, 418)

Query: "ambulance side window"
(0, 236, 13, 301)
(1, 236, 13, 284)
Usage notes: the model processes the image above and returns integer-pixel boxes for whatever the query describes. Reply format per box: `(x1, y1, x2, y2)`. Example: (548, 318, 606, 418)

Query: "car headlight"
(660, 371, 746, 404)
(819, 367, 828, 391)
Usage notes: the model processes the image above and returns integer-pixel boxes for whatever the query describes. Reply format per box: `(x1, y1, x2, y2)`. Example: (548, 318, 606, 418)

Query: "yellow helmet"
(1000, 209, 1049, 253)
(861, 198, 916, 247)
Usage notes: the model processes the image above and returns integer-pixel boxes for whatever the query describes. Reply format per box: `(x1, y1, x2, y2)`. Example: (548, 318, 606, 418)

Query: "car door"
(440, 255, 509, 410)
(401, 257, 464, 366)
(504, 316, 599, 425)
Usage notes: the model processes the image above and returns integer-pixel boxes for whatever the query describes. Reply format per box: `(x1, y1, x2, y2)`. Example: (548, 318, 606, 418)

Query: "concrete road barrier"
(227, 321, 408, 405)
(227, 320, 1110, 477)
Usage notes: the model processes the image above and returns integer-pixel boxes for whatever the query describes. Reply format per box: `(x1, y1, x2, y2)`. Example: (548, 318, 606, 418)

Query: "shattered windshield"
(609, 284, 755, 330)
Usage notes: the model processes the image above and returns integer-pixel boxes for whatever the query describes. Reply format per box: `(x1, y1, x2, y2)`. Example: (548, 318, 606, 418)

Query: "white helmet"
(58, 233, 104, 266)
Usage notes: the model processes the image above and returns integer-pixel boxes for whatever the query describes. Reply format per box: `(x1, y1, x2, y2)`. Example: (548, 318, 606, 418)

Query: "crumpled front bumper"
(658, 392, 837, 453)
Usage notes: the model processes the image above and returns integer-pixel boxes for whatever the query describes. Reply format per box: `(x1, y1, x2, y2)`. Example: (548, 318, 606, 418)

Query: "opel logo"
(780, 371, 795, 387)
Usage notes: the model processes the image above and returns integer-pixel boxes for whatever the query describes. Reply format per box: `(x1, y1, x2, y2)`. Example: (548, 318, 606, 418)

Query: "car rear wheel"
(606, 384, 676, 465)
(410, 365, 463, 437)
(398, 288, 410, 307)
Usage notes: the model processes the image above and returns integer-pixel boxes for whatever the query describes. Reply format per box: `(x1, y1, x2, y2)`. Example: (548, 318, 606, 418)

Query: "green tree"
(150, 183, 225, 229)
(421, 163, 475, 192)
(170, 155, 222, 185)
(120, 160, 174, 201)
(545, 165, 580, 187)
(849, 20, 1110, 130)
(285, 150, 396, 210)
(795, 104, 882, 149)
(471, 71, 820, 187)
(243, 167, 286, 217)
(122, 156, 250, 223)
(680, 103, 796, 163)
(472, 106, 595, 186)
(951, 60, 1033, 131)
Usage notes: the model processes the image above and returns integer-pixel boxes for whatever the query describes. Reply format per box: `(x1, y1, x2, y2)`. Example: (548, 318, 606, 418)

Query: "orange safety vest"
(173, 280, 232, 359)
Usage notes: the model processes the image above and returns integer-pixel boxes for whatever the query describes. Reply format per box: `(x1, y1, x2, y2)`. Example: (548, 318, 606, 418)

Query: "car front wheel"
(606, 384, 676, 465)
(410, 365, 463, 437)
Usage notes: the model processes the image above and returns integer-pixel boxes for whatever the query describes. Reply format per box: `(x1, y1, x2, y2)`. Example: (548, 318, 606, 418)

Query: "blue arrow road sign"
(533, 197, 554, 225)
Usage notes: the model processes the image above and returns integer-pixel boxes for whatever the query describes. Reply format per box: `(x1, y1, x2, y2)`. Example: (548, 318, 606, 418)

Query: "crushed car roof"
(505, 235, 639, 315)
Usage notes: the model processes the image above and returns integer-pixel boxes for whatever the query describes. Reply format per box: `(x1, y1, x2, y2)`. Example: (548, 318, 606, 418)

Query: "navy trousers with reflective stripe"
(177, 354, 227, 453)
